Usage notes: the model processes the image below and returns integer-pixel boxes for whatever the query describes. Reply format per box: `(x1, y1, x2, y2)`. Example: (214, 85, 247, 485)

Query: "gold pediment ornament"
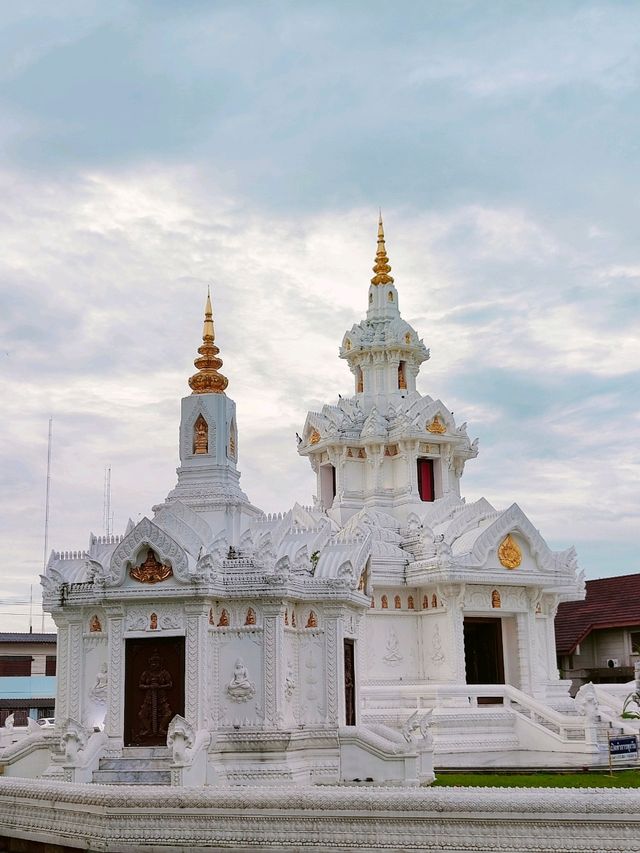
(427, 415, 446, 434)
(309, 428, 321, 445)
(129, 548, 174, 584)
(498, 534, 522, 570)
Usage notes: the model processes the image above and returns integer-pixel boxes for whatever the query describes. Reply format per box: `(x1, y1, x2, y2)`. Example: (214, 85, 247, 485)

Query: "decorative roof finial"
(370, 212, 394, 286)
(188, 287, 229, 394)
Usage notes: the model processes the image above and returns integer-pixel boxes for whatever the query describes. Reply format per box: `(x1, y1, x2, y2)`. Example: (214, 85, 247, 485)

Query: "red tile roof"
(555, 574, 640, 655)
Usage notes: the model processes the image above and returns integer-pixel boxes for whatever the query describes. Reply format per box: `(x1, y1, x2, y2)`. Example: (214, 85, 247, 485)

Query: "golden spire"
(188, 287, 229, 394)
(370, 212, 394, 285)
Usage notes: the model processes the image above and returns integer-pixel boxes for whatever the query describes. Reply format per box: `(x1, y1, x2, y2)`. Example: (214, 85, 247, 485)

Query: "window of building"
(0, 656, 32, 677)
(45, 656, 57, 676)
(417, 458, 434, 502)
(630, 631, 640, 655)
(320, 464, 336, 510)
(0, 708, 28, 726)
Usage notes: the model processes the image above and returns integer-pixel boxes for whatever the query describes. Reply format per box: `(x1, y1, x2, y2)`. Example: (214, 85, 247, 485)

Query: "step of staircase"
(92, 748, 172, 785)
(98, 757, 169, 770)
(121, 747, 170, 759)
(92, 768, 171, 785)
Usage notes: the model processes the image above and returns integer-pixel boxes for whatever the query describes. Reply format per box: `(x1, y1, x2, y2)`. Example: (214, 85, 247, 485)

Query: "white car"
(36, 717, 55, 727)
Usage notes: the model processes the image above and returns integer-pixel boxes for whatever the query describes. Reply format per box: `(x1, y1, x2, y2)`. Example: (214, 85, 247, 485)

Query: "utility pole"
(41, 417, 53, 632)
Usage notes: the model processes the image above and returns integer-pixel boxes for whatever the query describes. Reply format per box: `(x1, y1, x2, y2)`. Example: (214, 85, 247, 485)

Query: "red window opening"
(417, 459, 434, 502)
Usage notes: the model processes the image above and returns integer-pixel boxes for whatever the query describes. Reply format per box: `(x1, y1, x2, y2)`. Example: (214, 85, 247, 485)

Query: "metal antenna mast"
(103, 465, 112, 537)
(42, 416, 53, 632)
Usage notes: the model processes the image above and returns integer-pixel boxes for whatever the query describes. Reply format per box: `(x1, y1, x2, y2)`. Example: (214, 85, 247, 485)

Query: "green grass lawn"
(433, 769, 640, 788)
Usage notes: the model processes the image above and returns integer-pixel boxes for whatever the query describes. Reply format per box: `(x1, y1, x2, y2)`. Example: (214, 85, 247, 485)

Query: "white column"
(185, 603, 208, 730)
(545, 596, 561, 679)
(105, 606, 124, 743)
(53, 619, 70, 725)
(516, 612, 534, 695)
(67, 620, 84, 721)
(324, 609, 342, 726)
(262, 605, 284, 728)
(442, 585, 466, 684)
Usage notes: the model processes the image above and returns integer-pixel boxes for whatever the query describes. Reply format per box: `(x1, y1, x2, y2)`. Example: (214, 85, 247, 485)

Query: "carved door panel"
(344, 638, 356, 726)
(124, 637, 185, 747)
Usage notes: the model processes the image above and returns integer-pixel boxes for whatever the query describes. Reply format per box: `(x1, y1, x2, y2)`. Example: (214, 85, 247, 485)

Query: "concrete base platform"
(1, 777, 639, 852)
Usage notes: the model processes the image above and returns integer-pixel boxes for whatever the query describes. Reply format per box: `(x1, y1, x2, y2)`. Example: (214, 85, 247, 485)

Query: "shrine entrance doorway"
(463, 618, 504, 704)
(123, 636, 185, 747)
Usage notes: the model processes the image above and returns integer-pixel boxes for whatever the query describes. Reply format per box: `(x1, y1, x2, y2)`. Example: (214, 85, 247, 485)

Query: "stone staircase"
(433, 706, 520, 754)
(92, 747, 172, 785)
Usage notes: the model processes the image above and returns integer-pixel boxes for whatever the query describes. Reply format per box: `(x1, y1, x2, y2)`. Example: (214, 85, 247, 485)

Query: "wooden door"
(344, 638, 356, 726)
(123, 637, 185, 747)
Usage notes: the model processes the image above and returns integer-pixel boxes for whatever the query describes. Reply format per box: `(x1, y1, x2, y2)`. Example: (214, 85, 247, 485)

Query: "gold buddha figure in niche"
(398, 362, 407, 389)
(194, 415, 208, 454)
(129, 549, 173, 584)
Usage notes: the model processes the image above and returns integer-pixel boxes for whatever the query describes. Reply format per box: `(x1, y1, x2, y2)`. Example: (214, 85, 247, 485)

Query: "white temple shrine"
(2, 218, 607, 793)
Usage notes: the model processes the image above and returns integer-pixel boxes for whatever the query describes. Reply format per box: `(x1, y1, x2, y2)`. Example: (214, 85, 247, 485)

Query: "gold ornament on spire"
(370, 213, 394, 285)
(188, 288, 229, 394)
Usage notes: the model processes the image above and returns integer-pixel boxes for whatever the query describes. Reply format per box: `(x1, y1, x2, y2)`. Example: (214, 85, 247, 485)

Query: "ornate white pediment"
(444, 498, 498, 546)
(107, 517, 189, 586)
(460, 504, 556, 573)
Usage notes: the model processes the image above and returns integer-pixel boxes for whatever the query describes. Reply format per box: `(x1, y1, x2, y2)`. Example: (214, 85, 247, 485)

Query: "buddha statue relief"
(193, 415, 208, 454)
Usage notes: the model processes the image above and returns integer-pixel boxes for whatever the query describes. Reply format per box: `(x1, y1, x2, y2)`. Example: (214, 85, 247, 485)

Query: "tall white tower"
(162, 289, 262, 540)
(298, 217, 478, 524)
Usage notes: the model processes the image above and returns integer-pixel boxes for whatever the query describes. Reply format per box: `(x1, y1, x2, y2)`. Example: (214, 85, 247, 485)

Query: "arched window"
(408, 596, 415, 610)
(356, 366, 364, 393)
(381, 595, 388, 609)
(432, 593, 438, 608)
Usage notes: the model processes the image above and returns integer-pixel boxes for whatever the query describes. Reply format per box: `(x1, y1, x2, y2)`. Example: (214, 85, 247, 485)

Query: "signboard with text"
(608, 735, 638, 761)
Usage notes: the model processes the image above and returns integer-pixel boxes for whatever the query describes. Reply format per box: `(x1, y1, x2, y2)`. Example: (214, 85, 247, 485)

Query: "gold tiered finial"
(370, 212, 394, 285)
(188, 287, 229, 394)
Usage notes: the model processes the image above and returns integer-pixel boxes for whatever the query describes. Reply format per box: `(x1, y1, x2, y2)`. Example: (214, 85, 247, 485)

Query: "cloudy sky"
(0, 1, 638, 630)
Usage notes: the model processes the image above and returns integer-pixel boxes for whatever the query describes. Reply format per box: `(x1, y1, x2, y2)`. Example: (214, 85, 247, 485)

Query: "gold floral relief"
(309, 428, 321, 445)
(129, 548, 174, 584)
(427, 415, 446, 434)
(498, 534, 522, 569)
